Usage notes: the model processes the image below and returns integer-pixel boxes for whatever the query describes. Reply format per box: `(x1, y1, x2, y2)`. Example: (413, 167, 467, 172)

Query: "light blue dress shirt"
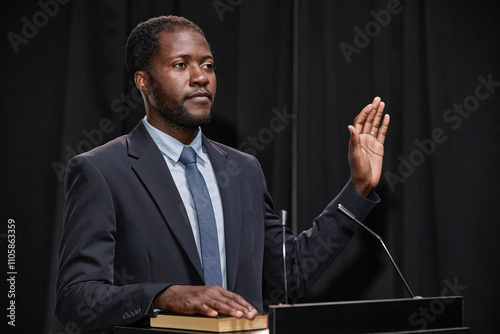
(144, 118, 227, 289)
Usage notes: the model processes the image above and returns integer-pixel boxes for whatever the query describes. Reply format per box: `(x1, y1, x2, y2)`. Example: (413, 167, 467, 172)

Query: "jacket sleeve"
(261, 158, 380, 298)
(55, 155, 169, 332)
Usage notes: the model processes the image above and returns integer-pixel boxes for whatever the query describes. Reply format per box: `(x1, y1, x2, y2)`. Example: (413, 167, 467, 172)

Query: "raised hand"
(154, 285, 258, 320)
(348, 96, 390, 197)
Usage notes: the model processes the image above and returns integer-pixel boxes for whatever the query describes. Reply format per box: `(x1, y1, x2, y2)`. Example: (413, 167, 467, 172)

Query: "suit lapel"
(127, 121, 204, 281)
(202, 136, 242, 292)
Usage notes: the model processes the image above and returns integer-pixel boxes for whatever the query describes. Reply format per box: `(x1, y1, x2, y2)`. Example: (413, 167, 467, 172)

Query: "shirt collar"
(143, 117, 206, 163)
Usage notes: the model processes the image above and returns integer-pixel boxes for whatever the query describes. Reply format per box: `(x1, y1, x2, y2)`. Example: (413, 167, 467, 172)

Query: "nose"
(190, 65, 209, 87)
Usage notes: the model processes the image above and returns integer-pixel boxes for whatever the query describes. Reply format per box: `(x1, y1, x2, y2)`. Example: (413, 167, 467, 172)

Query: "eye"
(173, 62, 186, 69)
(201, 63, 214, 71)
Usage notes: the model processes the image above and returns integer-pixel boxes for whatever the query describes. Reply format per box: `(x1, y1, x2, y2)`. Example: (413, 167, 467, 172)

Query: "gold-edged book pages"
(150, 313, 268, 332)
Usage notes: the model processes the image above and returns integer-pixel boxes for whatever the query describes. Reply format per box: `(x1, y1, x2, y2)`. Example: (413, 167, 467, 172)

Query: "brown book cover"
(150, 313, 268, 332)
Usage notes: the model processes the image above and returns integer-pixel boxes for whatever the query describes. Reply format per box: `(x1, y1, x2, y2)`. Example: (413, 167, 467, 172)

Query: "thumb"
(348, 125, 360, 150)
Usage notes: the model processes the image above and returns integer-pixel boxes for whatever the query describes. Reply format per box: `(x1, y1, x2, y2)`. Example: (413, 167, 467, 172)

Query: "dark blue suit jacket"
(55, 120, 379, 332)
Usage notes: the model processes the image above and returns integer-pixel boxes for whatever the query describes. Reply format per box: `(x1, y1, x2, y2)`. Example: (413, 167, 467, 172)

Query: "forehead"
(156, 30, 212, 59)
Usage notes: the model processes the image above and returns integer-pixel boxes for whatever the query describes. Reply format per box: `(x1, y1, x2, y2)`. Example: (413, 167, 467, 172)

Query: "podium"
(115, 296, 468, 333)
(269, 296, 468, 333)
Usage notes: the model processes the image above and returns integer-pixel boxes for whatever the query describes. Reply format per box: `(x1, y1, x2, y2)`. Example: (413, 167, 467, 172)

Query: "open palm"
(348, 96, 390, 197)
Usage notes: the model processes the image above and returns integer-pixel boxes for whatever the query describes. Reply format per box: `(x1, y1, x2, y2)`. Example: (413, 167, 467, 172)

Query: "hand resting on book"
(153, 285, 258, 320)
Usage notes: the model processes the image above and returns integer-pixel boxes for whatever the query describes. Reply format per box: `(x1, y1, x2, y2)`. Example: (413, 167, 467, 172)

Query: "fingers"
(352, 102, 372, 133)
(376, 114, 390, 145)
(215, 287, 258, 319)
(369, 101, 385, 133)
(361, 96, 381, 135)
(353, 97, 388, 137)
(155, 285, 258, 320)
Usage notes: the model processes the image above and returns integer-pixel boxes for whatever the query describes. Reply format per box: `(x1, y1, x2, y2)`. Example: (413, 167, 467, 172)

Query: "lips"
(186, 90, 212, 102)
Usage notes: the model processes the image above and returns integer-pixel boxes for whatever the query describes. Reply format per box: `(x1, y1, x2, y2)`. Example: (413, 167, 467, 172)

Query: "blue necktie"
(179, 146, 223, 287)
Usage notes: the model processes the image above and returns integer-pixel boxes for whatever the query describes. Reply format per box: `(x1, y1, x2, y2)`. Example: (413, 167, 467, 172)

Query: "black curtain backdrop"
(1, 0, 499, 333)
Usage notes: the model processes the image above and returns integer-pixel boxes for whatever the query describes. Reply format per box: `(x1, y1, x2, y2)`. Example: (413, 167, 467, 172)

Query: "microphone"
(337, 204, 416, 298)
(280, 210, 289, 304)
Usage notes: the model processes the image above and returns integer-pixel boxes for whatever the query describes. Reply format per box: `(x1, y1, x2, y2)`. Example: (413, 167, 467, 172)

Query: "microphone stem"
(379, 238, 415, 298)
(280, 210, 289, 304)
(337, 204, 415, 298)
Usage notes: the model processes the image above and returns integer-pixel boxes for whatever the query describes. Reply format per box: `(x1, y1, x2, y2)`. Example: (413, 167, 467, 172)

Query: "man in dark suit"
(56, 16, 390, 332)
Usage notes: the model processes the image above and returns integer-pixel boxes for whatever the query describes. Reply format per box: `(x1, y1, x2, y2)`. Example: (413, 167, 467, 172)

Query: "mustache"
(184, 89, 213, 102)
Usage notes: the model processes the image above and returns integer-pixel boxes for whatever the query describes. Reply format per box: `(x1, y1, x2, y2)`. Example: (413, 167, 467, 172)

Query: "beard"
(150, 79, 214, 129)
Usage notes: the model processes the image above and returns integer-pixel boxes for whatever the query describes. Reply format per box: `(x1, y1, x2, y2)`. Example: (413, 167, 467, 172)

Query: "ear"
(134, 70, 151, 96)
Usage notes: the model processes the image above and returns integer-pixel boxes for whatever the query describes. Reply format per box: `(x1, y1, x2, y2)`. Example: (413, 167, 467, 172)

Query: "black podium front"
(115, 296, 468, 333)
(270, 296, 468, 334)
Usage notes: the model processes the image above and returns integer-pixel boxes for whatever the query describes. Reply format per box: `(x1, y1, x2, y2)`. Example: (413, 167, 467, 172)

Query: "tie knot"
(179, 146, 197, 166)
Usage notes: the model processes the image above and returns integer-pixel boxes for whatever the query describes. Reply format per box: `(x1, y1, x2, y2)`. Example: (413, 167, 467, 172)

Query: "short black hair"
(125, 16, 206, 82)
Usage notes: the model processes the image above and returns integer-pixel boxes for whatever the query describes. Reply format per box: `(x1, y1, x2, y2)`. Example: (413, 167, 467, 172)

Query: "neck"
(146, 112, 199, 145)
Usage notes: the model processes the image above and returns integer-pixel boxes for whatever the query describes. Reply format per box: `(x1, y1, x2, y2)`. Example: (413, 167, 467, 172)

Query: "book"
(150, 312, 268, 332)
